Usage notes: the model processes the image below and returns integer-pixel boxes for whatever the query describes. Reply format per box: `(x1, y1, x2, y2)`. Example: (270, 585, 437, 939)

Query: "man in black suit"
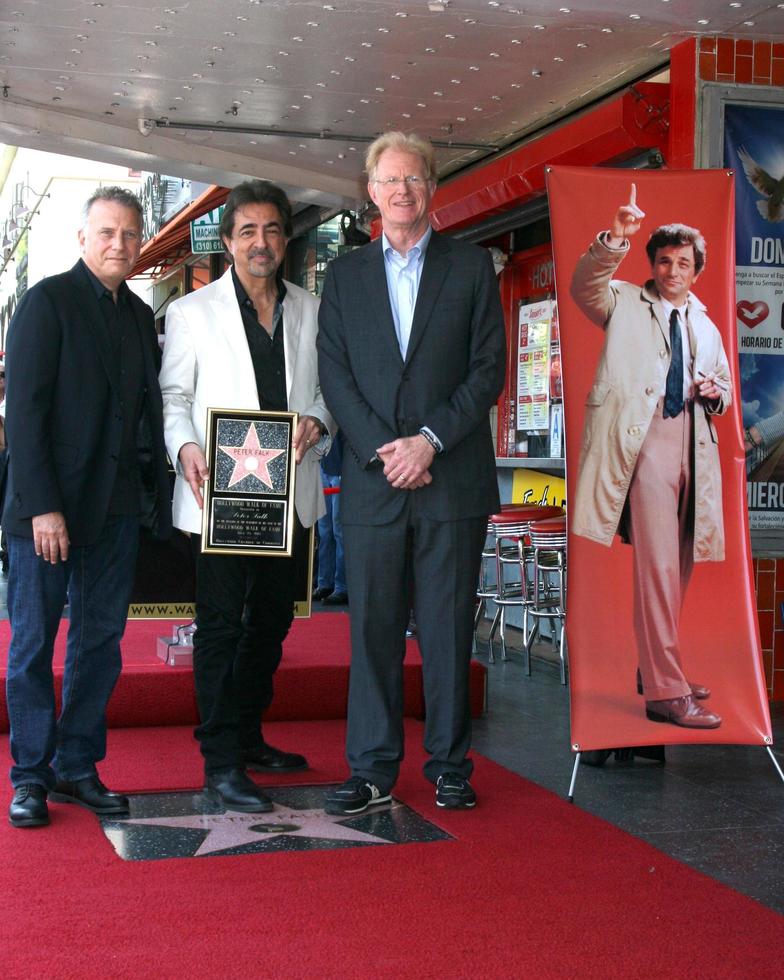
(4, 187, 172, 828)
(317, 132, 506, 812)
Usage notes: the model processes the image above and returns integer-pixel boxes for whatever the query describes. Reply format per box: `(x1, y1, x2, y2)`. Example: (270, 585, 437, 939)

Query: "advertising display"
(547, 165, 771, 752)
(723, 104, 784, 527)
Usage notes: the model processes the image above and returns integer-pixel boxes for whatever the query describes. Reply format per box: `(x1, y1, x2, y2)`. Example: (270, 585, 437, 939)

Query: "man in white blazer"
(160, 181, 334, 812)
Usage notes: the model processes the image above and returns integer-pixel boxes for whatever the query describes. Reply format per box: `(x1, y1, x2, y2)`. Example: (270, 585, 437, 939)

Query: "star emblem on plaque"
(202, 408, 297, 556)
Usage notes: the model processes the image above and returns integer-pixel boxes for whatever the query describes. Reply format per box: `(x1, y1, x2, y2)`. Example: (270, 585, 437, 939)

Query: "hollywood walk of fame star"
(219, 423, 285, 490)
(122, 803, 397, 856)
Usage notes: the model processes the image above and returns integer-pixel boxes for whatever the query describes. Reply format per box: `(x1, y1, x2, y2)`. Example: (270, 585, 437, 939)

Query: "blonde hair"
(365, 132, 437, 183)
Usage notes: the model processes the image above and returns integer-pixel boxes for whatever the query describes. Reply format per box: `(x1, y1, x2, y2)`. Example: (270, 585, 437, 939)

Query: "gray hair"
(81, 186, 143, 229)
(365, 131, 437, 183)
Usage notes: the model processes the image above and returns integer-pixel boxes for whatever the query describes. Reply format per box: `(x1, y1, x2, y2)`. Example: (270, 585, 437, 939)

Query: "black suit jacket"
(317, 231, 506, 525)
(2, 260, 172, 545)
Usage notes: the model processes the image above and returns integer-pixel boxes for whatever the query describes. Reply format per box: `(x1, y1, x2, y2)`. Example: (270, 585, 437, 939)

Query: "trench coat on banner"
(569, 235, 731, 562)
(159, 268, 335, 534)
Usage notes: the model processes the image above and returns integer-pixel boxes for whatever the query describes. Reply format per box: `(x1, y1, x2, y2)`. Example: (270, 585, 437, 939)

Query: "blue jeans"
(6, 516, 140, 788)
(317, 475, 346, 593)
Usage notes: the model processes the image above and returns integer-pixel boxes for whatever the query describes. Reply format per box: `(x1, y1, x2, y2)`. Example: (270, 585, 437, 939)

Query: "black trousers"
(189, 534, 296, 773)
(342, 504, 486, 794)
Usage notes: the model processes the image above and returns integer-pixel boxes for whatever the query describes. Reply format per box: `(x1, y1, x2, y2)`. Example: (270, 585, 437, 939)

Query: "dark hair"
(82, 186, 143, 228)
(646, 223, 706, 274)
(219, 180, 293, 244)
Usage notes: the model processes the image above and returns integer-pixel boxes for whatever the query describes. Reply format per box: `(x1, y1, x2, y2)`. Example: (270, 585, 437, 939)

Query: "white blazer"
(159, 268, 334, 534)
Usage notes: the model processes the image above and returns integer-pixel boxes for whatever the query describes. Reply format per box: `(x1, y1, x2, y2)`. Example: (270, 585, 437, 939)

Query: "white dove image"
(737, 146, 784, 222)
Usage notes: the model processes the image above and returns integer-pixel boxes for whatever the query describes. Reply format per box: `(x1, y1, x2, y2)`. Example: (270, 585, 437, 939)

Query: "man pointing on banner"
(570, 183, 732, 730)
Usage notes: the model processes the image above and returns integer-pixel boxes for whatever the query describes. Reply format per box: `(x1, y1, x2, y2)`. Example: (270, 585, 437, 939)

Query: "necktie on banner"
(663, 308, 684, 418)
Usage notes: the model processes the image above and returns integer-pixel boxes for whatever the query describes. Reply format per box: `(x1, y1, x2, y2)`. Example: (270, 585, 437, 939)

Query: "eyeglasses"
(372, 175, 429, 187)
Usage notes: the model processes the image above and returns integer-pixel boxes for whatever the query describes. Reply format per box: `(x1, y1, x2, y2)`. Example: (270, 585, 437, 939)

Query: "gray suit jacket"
(317, 231, 506, 525)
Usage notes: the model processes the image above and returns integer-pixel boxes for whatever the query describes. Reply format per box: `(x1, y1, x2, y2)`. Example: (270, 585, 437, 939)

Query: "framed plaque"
(201, 408, 298, 557)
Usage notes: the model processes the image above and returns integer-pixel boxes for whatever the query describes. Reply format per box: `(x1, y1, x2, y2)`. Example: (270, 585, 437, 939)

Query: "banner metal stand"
(567, 745, 784, 802)
(567, 752, 581, 802)
(766, 746, 784, 785)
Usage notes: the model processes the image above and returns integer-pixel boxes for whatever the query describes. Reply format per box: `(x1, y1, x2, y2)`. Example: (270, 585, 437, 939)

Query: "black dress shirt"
(231, 268, 288, 412)
(80, 259, 145, 515)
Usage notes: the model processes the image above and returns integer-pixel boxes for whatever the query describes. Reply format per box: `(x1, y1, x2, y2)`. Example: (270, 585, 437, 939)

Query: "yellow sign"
(511, 469, 566, 509)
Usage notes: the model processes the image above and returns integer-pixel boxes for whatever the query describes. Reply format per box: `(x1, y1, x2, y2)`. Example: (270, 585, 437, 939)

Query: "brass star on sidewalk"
(123, 803, 396, 856)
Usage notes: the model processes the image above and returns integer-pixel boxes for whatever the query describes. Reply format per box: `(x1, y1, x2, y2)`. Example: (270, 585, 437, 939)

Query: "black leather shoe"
(312, 586, 333, 601)
(244, 742, 308, 772)
(322, 591, 348, 606)
(204, 768, 274, 812)
(50, 775, 130, 815)
(9, 784, 49, 828)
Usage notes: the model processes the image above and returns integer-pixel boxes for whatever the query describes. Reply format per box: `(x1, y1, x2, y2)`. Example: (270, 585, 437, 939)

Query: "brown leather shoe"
(636, 669, 710, 700)
(645, 694, 721, 729)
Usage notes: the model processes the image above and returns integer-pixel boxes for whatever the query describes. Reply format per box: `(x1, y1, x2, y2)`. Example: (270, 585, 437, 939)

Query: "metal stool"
(480, 505, 564, 662)
(525, 515, 568, 683)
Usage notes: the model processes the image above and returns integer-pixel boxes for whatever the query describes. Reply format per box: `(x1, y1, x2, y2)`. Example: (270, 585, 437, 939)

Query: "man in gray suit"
(317, 132, 506, 812)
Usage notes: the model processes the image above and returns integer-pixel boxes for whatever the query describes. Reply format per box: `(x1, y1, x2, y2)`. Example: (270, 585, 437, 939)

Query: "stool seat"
(488, 505, 563, 526)
(529, 516, 566, 536)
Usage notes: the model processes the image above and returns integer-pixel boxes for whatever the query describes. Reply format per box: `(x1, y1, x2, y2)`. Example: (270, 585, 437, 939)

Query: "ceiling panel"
(1, 0, 783, 209)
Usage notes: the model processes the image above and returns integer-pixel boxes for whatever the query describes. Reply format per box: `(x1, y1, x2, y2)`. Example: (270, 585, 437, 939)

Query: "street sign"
(190, 206, 224, 253)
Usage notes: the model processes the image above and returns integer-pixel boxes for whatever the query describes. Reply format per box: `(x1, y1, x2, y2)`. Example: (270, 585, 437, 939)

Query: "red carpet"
(0, 615, 487, 731)
(1, 719, 782, 979)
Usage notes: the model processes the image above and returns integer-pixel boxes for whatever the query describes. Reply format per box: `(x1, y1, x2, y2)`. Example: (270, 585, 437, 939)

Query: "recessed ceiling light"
(279, 50, 289, 56)
(317, 81, 327, 87)
(464, 18, 476, 24)
(469, 65, 479, 71)
(511, 39, 522, 44)
(391, 73, 400, 79)
(330, 69, 341, 74)
(236, 15, 248, 21)
(491, 94, 501, 101)
(303, 93, 313, 99)
(744, 19, 755, 24)
(531, 69, 542, 77)
(577, 41, 588, 48)
(378, 27, 389, 33)
(433, 89, 443, 95)
(553, 56, 564, 62)
(362, 41, 373, 47)
(376, 86, 385, 92)
(360, 98, 370, 103)
(266, 64, 277, 70)
(346, 108, 356, 113)
(473, 105, 483, 111)
(451, 78, 461, 84)
(456, 115, 466, 121)
(697, 18, 710, 24)
(292, 35, 303, 41)
(560, 6, 571, 11)
(601, 27, 613, 32)
(417, 102, 427, 107)
(344, 56, 355, 61)
(629, 13, 641, 19)
(510, 83, 521, 88)
(192, 72, 202, 78)
(534, 24, 545, 30)
(224, 31, 237, 36)
(395, 11, 408, 16)
(425, 47, 436, 52)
